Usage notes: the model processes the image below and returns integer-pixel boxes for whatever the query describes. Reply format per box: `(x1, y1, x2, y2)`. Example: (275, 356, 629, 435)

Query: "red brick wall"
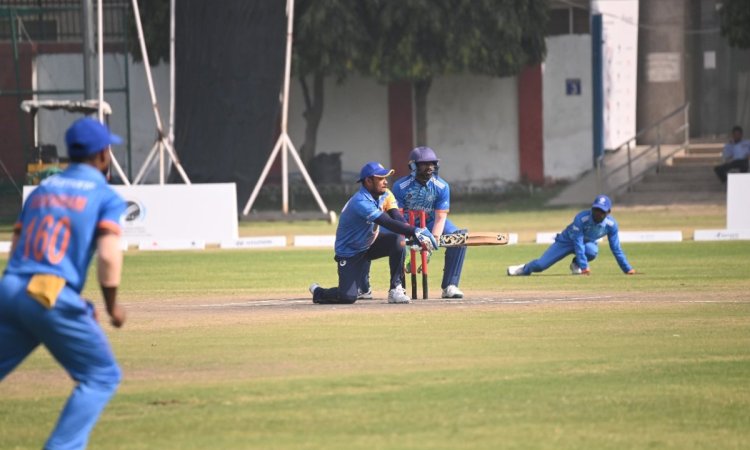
(517, 64, 544, 185)
(388, 81, 414, 179)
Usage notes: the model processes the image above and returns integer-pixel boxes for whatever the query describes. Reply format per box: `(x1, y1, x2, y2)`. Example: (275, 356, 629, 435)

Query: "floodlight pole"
(242, 0, 329, 217)
(130, 0, 191, 185)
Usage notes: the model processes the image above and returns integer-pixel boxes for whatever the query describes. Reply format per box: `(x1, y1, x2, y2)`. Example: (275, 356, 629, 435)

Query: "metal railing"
(0, 2, 129, 42)
(598, 102, 690, 195)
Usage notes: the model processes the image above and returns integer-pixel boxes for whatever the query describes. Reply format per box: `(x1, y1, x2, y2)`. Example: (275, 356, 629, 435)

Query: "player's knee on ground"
(339, 292, 358, 303)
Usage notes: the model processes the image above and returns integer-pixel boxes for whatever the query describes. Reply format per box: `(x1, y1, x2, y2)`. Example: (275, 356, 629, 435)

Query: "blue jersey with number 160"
(4, 164, 126, 293)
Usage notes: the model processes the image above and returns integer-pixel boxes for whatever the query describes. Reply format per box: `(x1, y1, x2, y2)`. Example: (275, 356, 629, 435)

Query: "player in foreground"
(392, 147, 467, 298)
(309, 162, 438, 304)
(507, 195, 636, 276)
(0, 118, 127, 449)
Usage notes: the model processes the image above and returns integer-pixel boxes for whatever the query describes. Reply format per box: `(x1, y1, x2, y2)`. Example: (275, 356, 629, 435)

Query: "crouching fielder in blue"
(507, 195, 636, 276)
(0, 118, 127, 450)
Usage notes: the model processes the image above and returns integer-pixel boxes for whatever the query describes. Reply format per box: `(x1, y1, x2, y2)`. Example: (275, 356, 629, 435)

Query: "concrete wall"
(287, 74, 520, 188)
(427, 75, 519, 188)
(35, 53, 170, 183)
(637, 0, 688, 144)
(287, 76, 390, 181)
(543, 34, 594, 180)
(33, 36, 590, 187)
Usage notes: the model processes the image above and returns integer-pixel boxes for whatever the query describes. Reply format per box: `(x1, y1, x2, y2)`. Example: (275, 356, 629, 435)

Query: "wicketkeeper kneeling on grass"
(507, 195, 636, 276)
(309, 162, 438, 304)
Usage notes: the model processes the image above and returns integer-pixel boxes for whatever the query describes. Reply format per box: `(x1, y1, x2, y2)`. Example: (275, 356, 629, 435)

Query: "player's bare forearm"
(96, 232, 125, 327)
(96, 233, 123, 286)
(432, 210, 448, 237)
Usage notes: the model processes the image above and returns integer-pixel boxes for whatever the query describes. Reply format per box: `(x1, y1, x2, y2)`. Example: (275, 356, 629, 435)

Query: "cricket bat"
(438, 231, 510, 247)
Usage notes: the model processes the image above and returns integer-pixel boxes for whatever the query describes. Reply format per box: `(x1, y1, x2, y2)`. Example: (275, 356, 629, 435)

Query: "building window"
(547, 7, 591, 36)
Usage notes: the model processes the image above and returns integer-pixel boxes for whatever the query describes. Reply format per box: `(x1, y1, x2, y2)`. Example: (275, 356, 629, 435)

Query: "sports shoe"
(569, 259, 582, 275)
(357, 288, 373, 300)
(308, 283, 320, 303)
(387, 285, 411, 304)
(441, 285, 464, 299)
(507, 264, 525, 276)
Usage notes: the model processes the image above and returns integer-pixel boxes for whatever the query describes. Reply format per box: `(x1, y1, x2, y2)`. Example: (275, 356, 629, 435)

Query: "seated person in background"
(507, 195, 636, 277)
(714, 125, 750, 183)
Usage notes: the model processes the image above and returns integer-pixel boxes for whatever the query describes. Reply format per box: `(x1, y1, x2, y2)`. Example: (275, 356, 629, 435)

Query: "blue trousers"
(0, 273, 121, 450)
(438, 219, 467, 288)
(360, 218, 467, 290)
(523, 240, 599, 275)
(314, 232, 406, 304)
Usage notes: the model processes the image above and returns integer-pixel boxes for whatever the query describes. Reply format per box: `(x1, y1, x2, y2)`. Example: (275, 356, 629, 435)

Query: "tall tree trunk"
(413, 78, 432, 146)
(299, 72, 325, 166)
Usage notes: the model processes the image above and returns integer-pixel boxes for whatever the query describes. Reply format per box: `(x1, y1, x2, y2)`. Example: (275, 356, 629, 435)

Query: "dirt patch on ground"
(123, 289, 750, 326)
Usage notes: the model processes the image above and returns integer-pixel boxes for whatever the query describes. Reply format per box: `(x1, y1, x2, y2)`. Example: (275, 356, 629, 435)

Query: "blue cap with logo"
(358, 161, 394, 182)
(65, 117, 122, 158)
(592, 194, 612, 212)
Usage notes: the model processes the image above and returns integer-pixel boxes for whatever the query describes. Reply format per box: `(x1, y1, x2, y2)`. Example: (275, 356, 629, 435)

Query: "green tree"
(720, 0, 750, 49)
(358, 0, 548, 145)
(294, 0, 367, 165)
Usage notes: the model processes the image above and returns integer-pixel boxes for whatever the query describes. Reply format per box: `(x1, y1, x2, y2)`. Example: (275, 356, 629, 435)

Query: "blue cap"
(592, 194, 612, 211)
(358, 161, 394, 182)
(65, 117, 122, 158)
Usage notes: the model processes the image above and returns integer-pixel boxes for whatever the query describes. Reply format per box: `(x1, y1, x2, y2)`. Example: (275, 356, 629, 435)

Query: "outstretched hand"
(580, 268, 591, 276)
(626, 269, 636, 275)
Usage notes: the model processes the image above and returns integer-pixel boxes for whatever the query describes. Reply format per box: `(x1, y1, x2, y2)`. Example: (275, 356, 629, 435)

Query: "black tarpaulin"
(171, 0, 285, 207)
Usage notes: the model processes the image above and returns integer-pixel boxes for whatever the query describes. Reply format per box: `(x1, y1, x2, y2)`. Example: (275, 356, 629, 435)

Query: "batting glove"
(414, 227, 438, 251)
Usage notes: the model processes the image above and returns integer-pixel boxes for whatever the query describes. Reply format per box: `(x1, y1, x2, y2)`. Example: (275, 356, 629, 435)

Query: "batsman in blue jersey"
(507, 195, 636, 276)
(309, 162, 438, 304)
(392, 147, 467, 298)
(0, 118, 127, 449)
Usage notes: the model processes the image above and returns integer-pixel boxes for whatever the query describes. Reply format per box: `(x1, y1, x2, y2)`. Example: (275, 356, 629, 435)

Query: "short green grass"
(1, 206, 749, 449)
(91, 240, 747, 302)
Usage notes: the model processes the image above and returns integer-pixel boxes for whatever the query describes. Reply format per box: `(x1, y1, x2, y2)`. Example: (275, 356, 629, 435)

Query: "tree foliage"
(352, 0, 548, 144)
(358, 0, 547, 83)
(720, 0, 750, 49)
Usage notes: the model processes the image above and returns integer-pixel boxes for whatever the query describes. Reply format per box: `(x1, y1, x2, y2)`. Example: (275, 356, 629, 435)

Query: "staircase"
(615, 141, 726, 205)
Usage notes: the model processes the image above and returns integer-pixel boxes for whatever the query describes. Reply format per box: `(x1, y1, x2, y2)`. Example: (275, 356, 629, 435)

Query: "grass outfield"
(1, 207, 749, 449)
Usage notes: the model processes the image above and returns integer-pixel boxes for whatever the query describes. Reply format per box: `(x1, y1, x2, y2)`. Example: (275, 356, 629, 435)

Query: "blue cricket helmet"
(408, 146, 440, 172)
